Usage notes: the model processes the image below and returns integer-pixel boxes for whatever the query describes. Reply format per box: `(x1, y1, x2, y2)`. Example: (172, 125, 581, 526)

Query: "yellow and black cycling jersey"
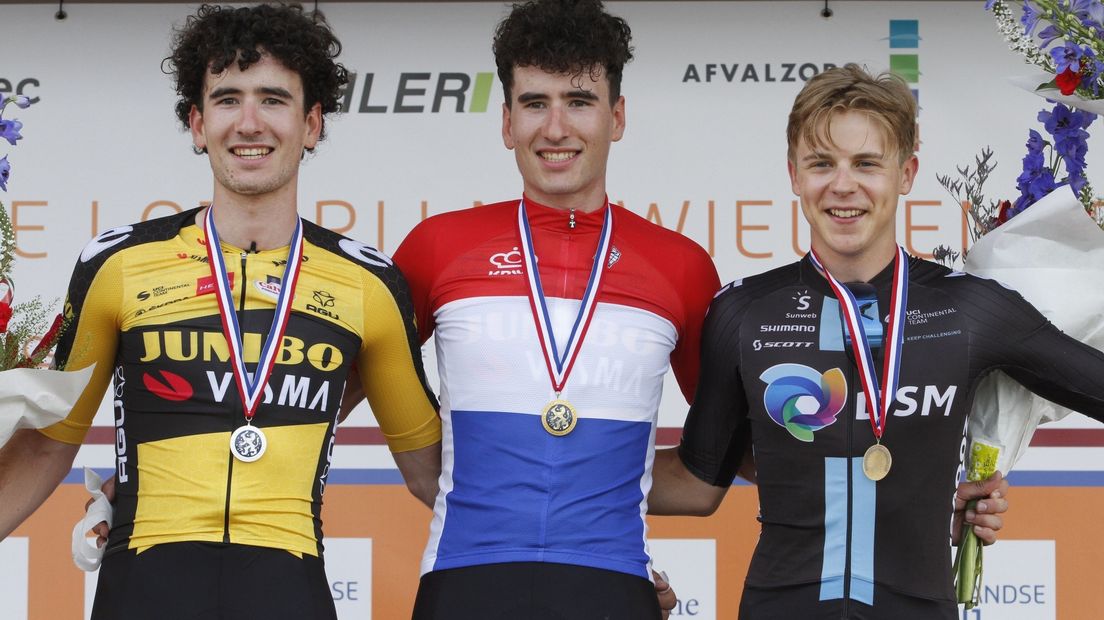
(43, 207, 441, 558)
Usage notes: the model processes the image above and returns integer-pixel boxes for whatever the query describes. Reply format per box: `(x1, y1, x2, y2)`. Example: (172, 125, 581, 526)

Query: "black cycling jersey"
(680, 255, 1104, 617)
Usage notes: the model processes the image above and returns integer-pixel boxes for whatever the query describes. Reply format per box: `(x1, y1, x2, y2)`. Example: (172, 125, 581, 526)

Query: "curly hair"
(164, 3, 348, 142)
(493, 0, 633, 106)
(787, 63, 918, 165)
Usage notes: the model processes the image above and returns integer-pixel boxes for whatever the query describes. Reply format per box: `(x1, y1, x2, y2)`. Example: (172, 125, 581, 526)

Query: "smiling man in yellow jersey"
(0, 4, 441, 618)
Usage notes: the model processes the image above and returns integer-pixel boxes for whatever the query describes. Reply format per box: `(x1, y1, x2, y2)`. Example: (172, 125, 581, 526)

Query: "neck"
(202, 200, 299, 251)
(812, 244, 896, 283)
(523, 187, 608, 213)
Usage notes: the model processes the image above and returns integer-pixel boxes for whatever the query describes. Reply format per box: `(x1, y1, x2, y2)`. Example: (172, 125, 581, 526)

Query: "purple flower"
(1020, 1, 1043, 35)
(0, 118, 22, 146)
(1037, 25, 1063, 49)
(1051, 41, 1085, 73)
(0, 156, 9, 192)
(1070, 0, 1104, 28)
(1026, 129, 1047, 153)
(12, 95, 31, 109)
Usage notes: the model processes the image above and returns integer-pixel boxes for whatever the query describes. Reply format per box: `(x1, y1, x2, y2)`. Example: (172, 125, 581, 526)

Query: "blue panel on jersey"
(849, 459, 876, 605)
(819, 298, 845, 352)
(820, 457, 848, 601)
(434, 409, 652, 578)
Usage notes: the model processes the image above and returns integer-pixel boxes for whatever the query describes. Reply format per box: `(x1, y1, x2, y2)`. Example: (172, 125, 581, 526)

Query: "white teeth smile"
(541, 151, 576, 162)
(829, 209, 863, 218)
(233, 147, 272, 159)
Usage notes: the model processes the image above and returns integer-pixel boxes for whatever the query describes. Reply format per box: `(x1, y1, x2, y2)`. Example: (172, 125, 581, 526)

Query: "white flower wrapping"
(0, 364, 95, 448)
(963, 189, 1104, 472)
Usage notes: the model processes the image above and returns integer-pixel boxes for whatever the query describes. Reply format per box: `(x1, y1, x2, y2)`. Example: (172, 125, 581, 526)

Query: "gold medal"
(541, 399, 578, 436)
(862, 443, 892, 481)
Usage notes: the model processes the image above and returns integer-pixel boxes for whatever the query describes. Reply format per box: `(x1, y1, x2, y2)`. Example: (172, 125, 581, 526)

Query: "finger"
(955, 470, 1004, 508)
(85, 497, 95, 511)
(974, 497, 1008, 515)
(966, 508, 1003, 529)
(973, 524, 1000, 546)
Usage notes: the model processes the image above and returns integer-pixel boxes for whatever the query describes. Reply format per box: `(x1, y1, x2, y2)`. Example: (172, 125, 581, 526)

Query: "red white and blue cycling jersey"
(394, 197, 719, 579)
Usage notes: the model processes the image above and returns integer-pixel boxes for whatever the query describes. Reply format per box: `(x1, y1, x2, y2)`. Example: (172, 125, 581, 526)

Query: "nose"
(540, 104, 569, 142)
(829, 166, 857, 193)
(236, 100, 263, 136)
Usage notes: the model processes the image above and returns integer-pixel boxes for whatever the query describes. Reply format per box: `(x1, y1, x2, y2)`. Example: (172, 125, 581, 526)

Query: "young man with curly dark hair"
(394, 1, 711, 617)
(0, 4, 441, 618)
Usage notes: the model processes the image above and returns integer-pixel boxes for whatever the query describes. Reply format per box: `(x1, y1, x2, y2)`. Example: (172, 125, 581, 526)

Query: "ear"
(303, 102, 322, 150)
(501, 102, 515, 150)
(898, 154, 919, 195)
(787, 158, 800, 196)
(610, 95, 626, 142)
(189, 104, 206, 151)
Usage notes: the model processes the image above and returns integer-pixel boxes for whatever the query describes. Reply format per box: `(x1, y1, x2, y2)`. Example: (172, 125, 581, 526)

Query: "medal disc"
(862, 443, 892, 481)
(541, 399, 578, 436)
(230, 425, 267, 462)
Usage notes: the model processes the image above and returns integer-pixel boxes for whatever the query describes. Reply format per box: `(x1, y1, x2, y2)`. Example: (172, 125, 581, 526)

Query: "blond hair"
(786, 63, 917, 164)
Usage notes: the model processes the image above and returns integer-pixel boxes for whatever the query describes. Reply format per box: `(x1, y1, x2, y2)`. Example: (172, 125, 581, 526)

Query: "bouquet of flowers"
(0, 94, 94, 448)
(941, 1, 1104, 609)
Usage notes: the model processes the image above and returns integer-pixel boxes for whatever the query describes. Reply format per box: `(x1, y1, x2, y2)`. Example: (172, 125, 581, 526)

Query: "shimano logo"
(760, 324, 816, 333)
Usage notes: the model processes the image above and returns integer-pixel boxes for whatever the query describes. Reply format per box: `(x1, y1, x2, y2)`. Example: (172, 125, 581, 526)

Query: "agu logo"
(760, 363, 846, 442)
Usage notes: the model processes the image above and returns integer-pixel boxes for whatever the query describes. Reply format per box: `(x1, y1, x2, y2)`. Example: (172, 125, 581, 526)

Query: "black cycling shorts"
(90, 541, 337, 620)
(413, 561, 661, 620)
(739, 582, 958, 620)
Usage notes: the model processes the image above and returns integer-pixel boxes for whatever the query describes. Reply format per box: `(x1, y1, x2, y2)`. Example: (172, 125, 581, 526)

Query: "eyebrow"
(801, 150, 886, 161)
(207, 86, 294, 100)
(515, 89, 601, 104)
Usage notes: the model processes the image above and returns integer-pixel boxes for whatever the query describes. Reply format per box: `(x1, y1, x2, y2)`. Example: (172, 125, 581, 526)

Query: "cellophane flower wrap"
(0, 95, 94, 448)
(945, 0, 1104, 608)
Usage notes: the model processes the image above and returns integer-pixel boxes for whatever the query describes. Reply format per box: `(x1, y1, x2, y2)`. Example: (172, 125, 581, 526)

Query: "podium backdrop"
(1, 2, 1101, 618)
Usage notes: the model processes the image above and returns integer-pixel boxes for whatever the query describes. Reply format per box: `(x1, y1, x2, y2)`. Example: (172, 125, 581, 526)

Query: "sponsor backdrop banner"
(2, 2, 1102, 617)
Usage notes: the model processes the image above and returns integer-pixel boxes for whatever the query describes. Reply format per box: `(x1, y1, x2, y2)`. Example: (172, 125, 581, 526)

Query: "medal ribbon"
(517, 200, 613, 394)
(202, 207, 305, 420)
(808, 247, 909, 440)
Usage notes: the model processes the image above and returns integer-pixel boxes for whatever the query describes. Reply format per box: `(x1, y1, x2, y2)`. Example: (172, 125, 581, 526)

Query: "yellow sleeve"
(38, 255, 121, 445)
(357, 270, 441, 453)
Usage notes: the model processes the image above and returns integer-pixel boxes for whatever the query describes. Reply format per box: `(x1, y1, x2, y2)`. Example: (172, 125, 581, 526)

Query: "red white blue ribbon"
(518, 201, 613, 394)
(809, 246, 909, 440)
(202, 207, 304, 420)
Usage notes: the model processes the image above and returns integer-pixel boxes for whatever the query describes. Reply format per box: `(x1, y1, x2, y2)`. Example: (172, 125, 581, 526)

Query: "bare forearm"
(648, 447, 728, 516)
(393, 442, 441, 509)
(0, 429, 79, 539)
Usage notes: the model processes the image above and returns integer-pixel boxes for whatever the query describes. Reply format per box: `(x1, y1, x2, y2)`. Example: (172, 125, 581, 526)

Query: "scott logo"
(142, 370, 193, 402)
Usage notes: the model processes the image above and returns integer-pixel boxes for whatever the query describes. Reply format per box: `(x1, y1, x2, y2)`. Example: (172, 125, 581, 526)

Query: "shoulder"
(613, 205, 710, 261)
(71, 208, 195, 278)
(406, 200, 518, 243)
(301, 219, 410, 294)
(707, 262, 802, 321)
(611, 204, 718, 291)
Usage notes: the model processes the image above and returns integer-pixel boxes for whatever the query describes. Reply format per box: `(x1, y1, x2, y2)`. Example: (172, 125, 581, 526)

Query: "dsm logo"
(760, 363, 846, 442)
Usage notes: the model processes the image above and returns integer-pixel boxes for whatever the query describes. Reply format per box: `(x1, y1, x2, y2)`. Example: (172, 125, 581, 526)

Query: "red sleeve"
(669, 246, 721, 404)
(393, 220, 437, 345)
